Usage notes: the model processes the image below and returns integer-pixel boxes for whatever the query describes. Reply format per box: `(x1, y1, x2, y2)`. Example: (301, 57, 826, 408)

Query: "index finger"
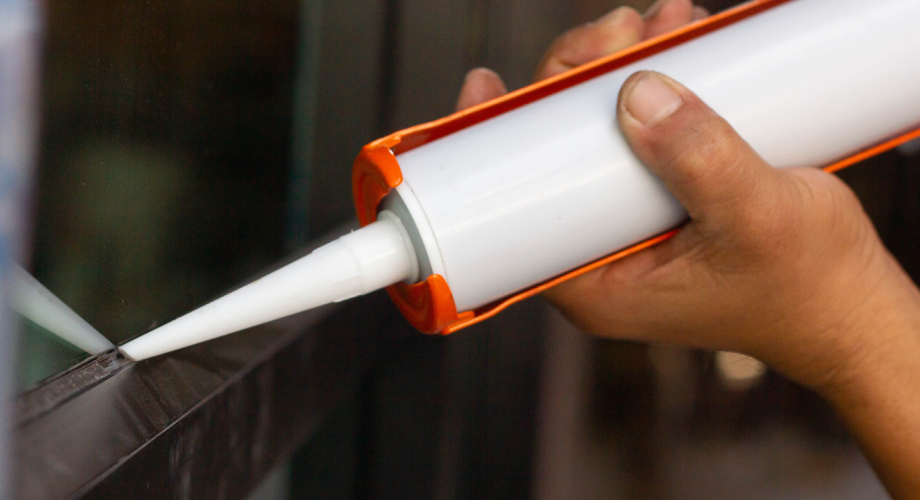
(534, 7, 643, 82)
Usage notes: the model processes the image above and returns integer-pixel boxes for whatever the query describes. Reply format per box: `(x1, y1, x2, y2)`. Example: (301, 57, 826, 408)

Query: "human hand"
(455, 3, 920, 496)
(456, 0, 708, 111)
(548, 43, 920, 500)
(454, 0, 920, 396)
(544, 70, 920, 396)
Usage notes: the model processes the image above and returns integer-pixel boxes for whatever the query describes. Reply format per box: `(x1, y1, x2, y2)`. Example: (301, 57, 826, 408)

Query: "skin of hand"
(455, 1, 920, 497)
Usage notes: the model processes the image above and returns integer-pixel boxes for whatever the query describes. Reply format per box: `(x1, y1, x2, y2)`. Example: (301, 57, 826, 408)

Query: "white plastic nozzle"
(119, 211, 419, 361)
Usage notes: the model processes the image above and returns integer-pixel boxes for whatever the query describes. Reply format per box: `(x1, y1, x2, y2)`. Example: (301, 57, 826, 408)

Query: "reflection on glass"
(12, 264, 112, 390)
(12, 264, 112, 354)
(17, 314, 90, 391)
(22, 0, 300, 389)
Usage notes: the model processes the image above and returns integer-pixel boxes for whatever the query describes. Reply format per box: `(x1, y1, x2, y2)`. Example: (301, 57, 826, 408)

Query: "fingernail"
(643, 0, 668, 18)
(624, 73, 683, 126)
(596, 7, 626, 26)
(463, 67, 488, 83)
(692, 6, 710, 21)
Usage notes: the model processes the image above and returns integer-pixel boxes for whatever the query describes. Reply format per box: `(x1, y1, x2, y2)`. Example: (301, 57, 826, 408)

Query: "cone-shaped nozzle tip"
(120, 212, 419, 361)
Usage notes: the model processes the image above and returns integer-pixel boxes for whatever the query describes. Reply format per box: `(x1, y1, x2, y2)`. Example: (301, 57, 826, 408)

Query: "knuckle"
(734, 191, 796, 254)
(612, 6, 643, 26)
(552, 7, 643, 63)
(792, 171, 864, 229)
(740, 170, 870, 264)
(599, 6, 641, 26)
(598, 7, 644, 49)
(693, 118, 743, 171)
(541, 29, 584, 67)
(659, 115, 749, 194)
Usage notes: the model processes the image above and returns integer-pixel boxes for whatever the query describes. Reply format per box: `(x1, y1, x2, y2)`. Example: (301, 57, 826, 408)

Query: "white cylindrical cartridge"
(121, 0, 920, 360)
(386, 0, 920, 313)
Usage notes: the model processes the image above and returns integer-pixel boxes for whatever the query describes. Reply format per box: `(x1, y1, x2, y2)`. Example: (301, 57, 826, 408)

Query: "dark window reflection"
(30, 0, 299, 351)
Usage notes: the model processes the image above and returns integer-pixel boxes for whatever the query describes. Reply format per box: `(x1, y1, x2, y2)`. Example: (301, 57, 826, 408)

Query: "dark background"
(28, 0, 909, 497)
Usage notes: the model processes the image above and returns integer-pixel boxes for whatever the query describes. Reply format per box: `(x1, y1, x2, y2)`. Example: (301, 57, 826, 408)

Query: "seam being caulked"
(17, 349, 133, 426)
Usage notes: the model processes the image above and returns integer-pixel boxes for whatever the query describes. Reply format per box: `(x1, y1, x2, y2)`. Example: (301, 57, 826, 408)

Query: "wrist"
(819, 305, 920, 411)
(814, 256, 920, 405)
(811, 313, 915, 415)
(751, 242, 920, 405)
(812, 267, 920, 498)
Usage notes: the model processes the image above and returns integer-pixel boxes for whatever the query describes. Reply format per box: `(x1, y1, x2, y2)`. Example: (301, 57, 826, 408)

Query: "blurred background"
(23, 0, 915, 497)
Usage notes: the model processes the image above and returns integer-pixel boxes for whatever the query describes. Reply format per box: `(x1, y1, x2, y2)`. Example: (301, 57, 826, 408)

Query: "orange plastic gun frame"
(353, 0, 920, 335)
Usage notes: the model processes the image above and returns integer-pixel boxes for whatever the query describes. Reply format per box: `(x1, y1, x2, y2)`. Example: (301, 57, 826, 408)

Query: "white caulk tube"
(122, 0, 920, 360)
(395, 0, 920, 312)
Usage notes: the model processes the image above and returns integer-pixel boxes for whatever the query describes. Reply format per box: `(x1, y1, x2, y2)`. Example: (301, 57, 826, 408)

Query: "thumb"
(617, 71, 780, 225)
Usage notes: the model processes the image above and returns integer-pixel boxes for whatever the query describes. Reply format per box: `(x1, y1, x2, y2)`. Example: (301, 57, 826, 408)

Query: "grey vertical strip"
(0, 12, 38, 500)
(0, 1, 40, 497)
(287, 0, 325, 250)
(0, 285, 16, 500)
